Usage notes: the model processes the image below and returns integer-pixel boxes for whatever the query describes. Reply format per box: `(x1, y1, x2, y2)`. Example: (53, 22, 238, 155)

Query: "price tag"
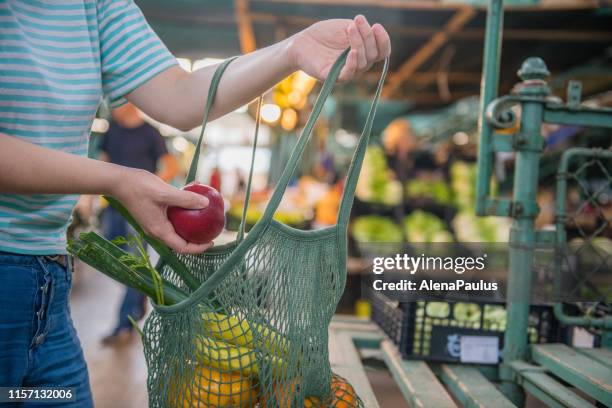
(460, 335, 499, 364)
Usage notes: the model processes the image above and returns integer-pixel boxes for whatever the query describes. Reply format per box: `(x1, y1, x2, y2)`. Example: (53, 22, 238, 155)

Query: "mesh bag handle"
(237, 97, 262, 242)
(337, 57, 389, 227)
(185, 57, 237, 184)
(260, 49, 389, 225)
(184, 56, 262, 240)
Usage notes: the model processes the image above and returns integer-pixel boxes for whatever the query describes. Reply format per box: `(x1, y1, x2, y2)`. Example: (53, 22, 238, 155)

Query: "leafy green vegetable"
(356, 146, 402, 206)
(406, 179, 452, 204)
(68, 231, 188, 305)
(352, 215, 402, 243)
(104, 196, 199, 291)
(403, 210, 453, 243)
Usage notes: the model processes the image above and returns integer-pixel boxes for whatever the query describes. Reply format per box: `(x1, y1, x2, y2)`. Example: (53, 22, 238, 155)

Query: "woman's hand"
(112, 168, 213, 254)
(289, 15, 391, 82)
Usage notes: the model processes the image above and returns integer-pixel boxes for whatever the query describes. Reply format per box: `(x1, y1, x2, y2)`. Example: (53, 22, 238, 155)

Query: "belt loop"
(66, 256, 73, 283)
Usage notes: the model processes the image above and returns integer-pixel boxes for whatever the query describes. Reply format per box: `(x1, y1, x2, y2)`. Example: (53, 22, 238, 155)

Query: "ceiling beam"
(252, 0, 599, 11)
(383, 7, 476, 97)
(250, 13, 612, 43)
(235, 0, 257, 53)
(393, 91, 476, 103)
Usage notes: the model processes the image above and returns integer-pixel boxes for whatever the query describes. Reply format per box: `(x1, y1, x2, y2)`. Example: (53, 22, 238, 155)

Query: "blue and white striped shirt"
(0, 0, 177, 254)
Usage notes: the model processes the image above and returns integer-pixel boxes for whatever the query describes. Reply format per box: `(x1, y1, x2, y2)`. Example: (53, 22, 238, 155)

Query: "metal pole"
(500, 58, 550, 406)
(475, 0, 504, 216)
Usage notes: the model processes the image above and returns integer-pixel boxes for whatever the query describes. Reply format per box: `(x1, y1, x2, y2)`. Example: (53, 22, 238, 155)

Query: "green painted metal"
(531, 344, 612, 406)
(437, 365, 516, 408)
(544, 106, 612, 128)
(380, 340, 457, 408)
(475, 1, 612, 403)
(553, 148, 612, 330)
(475, 0, 504, 216)
(575, 347, 612, 369)
(498, 57, 550, 406)
(510, 361, 597, 408)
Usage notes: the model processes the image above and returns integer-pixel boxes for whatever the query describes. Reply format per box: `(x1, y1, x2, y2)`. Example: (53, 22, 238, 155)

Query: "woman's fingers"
(182, 241, 213, 254)
(355, 15, 378, 64)
(339, 49, 358, 82)
(347, 21, 368, 71)
(344, 17, 390, 79)
(372, 23, 392, 59)
(154, 218, 213, 254)
(165, 187, 208, 210)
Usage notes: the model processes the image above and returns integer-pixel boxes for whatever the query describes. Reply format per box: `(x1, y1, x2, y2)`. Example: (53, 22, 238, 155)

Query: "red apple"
(167, 182, 225, 244)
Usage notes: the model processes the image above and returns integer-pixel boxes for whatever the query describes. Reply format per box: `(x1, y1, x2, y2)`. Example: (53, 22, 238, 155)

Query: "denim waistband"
(0, 250, 40, 266)
(0, 250, 69, 268)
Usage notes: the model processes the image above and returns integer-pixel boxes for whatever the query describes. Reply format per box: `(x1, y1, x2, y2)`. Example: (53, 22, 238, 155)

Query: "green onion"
(68, 231, 188, 305)
(104, 196, 200, 291)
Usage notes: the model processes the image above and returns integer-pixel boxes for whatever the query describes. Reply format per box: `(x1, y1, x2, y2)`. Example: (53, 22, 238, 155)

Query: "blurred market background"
(70, 1, 611, 407)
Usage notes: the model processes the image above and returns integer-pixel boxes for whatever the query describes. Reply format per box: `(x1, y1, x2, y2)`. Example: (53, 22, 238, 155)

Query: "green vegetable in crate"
(403, 210, 453, 243)
(453, 303, 481, 322)
(483, 305, 507, 330)
(355, 145, 401, 205)
(452, 211, 510, 243)
(352, 215, 402, 243)
(426, 302, 450, 318)
(406, 179, 452, 204)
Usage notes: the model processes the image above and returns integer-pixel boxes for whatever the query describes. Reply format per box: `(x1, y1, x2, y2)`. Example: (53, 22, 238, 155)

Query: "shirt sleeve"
(97, 0, 178, 107)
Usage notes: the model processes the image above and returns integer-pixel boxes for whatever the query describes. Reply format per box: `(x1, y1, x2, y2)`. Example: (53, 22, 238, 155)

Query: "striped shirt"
(0, 0, 177, 255)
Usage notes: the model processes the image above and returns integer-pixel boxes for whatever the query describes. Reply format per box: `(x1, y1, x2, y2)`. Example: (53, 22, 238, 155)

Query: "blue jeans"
(102, 207, 146, 333)
(0, 251, 93, 407)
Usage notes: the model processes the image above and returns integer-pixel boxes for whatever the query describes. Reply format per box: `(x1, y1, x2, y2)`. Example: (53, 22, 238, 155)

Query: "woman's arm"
(0, 134, 211, 254)
(127, 16, 391, 130)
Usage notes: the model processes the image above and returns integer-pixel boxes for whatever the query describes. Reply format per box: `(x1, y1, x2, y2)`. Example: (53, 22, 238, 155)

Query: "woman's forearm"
(0, 134, 212, 253)
(0, 133, 124, 195)
(127, 16, 391, 131)
(126, 38, 295, 131)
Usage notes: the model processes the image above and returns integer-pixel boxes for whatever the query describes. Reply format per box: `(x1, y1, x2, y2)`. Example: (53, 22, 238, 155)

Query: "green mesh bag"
(130, 51, 386, 407)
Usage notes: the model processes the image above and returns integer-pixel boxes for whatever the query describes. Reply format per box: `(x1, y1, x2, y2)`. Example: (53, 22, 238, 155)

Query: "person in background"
(0, 0, 390, 403)
(99, 102, 178, 344)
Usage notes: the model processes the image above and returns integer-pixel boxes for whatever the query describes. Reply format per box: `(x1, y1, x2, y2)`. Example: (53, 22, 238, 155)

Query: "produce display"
(451, 211, 511, 243)
(450, 161, 478, 210)
(349, 150, 517, 247)
(351, 215, 402, 244)
(355, 145, 402, 206)
(420, 302, 538, 342)
(168, 182, 225, 244)
(403, 210, 453, 243)
(405, 179, 452, 205)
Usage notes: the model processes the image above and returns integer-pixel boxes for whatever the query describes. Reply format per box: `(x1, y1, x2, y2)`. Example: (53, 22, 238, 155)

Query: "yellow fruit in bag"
(170, 366, 258, 408)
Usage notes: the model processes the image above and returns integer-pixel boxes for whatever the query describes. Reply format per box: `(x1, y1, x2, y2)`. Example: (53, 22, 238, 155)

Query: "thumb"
(167, 188, 209, 210)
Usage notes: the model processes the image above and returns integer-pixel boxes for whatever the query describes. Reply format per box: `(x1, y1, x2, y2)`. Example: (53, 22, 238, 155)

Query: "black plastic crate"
(369, 289, 561, 364)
